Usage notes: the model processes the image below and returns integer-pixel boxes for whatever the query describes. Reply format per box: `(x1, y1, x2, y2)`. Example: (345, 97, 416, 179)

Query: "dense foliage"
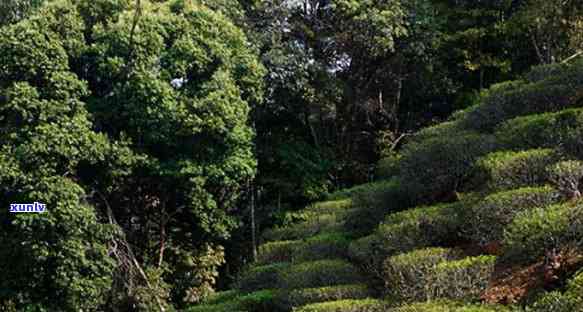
(2, 0, 583, 311)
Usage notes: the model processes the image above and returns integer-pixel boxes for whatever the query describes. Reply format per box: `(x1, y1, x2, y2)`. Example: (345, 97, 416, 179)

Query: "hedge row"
(392, 300, 512, 312)
(258, 232, 351, 264)
(464, 186, 562, 245)
(262, 213, 343, 242)
(474, 149, 558, 191)
(284, 284, 371, 308)
(495, 108, 583, 157)
(461, 59, 583, 131)
(294, 299, 389, 312)
(344, 178, 411, 236)
(504, 202, 583, 262)
(400, 131, 496, 203)
(279, 259, 363, 290)
(383, 248, 496, 302)
(529, 270, 583, 311)
(235, 263, 289, 292)
(187, 290, 278, 312)
(348, 202, 464, 278)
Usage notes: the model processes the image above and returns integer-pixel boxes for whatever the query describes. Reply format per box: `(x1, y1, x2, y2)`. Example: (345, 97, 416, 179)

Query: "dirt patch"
(482, 249, 583, 305)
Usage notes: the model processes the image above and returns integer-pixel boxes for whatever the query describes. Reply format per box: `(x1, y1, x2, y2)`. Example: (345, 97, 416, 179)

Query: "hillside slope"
(187, 60, 583, 311)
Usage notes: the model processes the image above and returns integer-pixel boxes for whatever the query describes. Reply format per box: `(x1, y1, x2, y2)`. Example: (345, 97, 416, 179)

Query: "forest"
(1, 0, 583, 311)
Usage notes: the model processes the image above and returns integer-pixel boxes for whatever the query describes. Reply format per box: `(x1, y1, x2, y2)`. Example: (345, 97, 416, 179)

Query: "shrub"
(187, 290, 279, 312)
(527, 291, 583, 312)
(382, 247, 459, 301)
(504, 203, 583, 262)
(459, 80, 526, 131)
(294, 232, 352, 262)
(284, 284, 371, 308)
(235, 263, 289, 292)
(474, 149, 559, 191)
(186, 301, 243, 312)
(294, 299, 389, 312)
(400, 131, 496, 203)
(392, 300, 512, 312)
(326, 180, 395, 201)
(432, 256, 497, 300)
(347, 234, 386, 282)
(548, 160, 583, 199)
(344, 178, 411, 236)
(376, 154, 402, 180)
(348, 203, 464, 281)
(376, 203, 463, 256)
(257, 241, 299, 265)
(308, 199, 352, 214)
(465, 186, 562, 245)
(201, 290, 239, 305)
(279, 260, 363, 290)
(495, 108, 583, 154)
(462, 61, 583, 131)
(384, 249, 495, 302)
(262, 214, 343, 242)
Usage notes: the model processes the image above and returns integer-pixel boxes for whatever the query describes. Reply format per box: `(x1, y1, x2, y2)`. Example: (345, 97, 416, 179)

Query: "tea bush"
(547, 160, 583, 199)
(465, 186, 562, 245)
(432, 256, 497, 300)
(262, 214, 343, 242)
(474, 149, 558, 191)
(235, 263, 289, 293)
(344, 178, 411, 236)
(392, 300, 512, 312)
(400, 132, 496, 203)
(257, 241, 299, 264)
(376, 203, 463, 256)
(284, 284, 371, 308)
(294, 299, 389, 312)
(495, 108, 583, 154)
(382, 247, 459, 301)
(527, 291, 583, 312)
(504, 203, 583, 262)
(279, 259, 363, 290)
(462, 60, 583, 131)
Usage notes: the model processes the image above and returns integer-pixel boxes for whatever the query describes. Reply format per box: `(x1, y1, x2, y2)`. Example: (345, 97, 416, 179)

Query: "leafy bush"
(382, 247, 458, 301)
(187, 290, 279, 312)
(474, 149, 559, 191)
(347, 234, 385, 280)
(284, 284, 371, 308)
(384, 249, 495, 302)
(326, 180, 400, 201)
(495, 108, 583, 156)
(294, 299, 389, 312)
(392, 300, 512, 312)
(201, 290, 240, 305)
(431, 256, 497, 300)
(307, 199, 353, 214)
(235, 263, 289, 293)
(262, 214, 343, 242)
(344, 178, 411, 236)
(461, 61, 583, 131)
(376, 154, 403, 180)
(294, 233, 352, 262)
(377, 203, 463, 255)
(504, 203, 583, 262)
(279, 259, 363, 290)
(258, 233, 351, 264)
(400, 131, 496, 203)
(257, 241, 299, 265)
(349, 202, 464, 280)
(527, 291, 583, 312)
(548, 160, 583, 199)
(464, 186, 562, 245)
